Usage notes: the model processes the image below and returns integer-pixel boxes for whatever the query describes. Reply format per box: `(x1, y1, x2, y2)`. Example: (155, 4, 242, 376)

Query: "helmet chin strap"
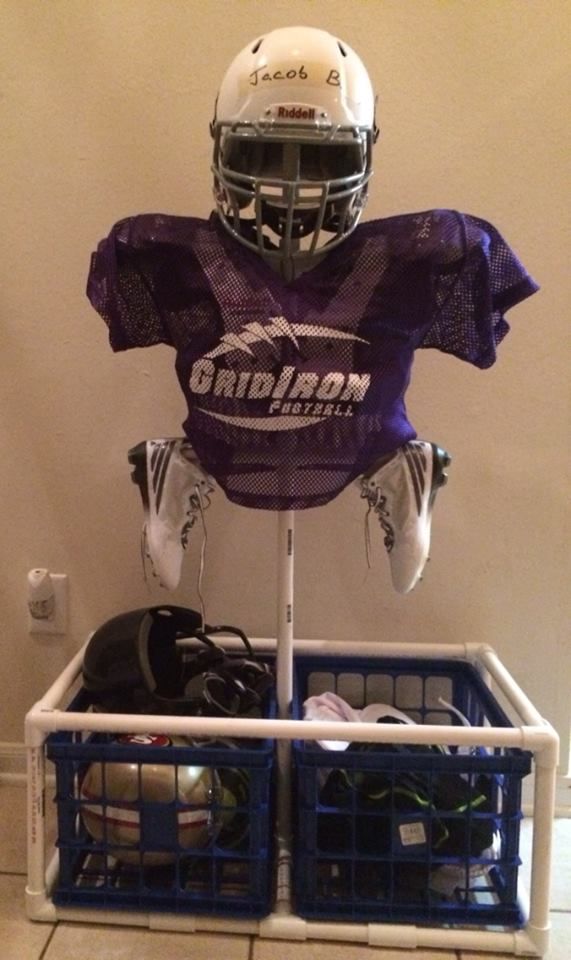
(273, 249, 326, 282)
(279, 256, 299, 283)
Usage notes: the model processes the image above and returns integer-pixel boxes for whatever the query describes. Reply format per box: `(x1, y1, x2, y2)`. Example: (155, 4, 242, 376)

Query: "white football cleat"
(128, 439, 215, 591)
(360, 440, 451, 594)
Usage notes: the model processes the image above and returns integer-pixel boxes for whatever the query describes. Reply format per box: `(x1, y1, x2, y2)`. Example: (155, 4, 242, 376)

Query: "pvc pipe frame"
(275, 511, 294, 914)
(25, 514, 559, 956)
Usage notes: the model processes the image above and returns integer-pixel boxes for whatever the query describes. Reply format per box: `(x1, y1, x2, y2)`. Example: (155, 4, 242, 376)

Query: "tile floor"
(1, 781, 569, 960)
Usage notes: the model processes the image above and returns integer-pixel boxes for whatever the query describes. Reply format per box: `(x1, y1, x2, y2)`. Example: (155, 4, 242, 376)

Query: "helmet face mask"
(211, 26, 378, 276)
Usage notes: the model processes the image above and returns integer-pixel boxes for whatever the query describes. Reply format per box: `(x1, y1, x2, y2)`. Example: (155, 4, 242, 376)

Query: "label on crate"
(398, 821, 427, 847)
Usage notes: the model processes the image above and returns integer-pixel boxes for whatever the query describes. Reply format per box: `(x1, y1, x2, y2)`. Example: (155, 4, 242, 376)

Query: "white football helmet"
(211, 26, 378, 278)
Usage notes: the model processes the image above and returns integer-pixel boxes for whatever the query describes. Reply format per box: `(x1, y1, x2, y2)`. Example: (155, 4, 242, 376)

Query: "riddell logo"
(277, 106, 316, 120)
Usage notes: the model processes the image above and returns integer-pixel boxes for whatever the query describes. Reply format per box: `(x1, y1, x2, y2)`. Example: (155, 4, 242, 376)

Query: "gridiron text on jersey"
(189, 360, 371, 420)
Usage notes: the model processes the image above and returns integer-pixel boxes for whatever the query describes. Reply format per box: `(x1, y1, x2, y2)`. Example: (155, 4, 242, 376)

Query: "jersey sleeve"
(86, 216, 175, 352)
(419, 212, 539, 368)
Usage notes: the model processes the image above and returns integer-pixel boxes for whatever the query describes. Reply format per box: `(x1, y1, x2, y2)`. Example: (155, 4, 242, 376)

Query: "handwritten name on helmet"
(249, 64, 341, 87)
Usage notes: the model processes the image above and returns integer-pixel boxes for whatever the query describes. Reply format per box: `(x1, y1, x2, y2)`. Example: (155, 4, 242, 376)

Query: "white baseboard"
(0, 741, 27, 777)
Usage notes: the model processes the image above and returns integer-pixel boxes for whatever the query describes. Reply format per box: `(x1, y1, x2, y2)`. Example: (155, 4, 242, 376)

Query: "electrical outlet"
(28, 570, 68, 635)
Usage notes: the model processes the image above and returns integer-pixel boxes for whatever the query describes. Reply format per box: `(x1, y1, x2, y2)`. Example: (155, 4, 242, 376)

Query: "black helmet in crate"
(82, 604, 271, 715)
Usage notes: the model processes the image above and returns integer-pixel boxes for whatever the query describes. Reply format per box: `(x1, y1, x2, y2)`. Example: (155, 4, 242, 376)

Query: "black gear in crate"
(47, 688, 275, 919)
(292, 656, 532, 926)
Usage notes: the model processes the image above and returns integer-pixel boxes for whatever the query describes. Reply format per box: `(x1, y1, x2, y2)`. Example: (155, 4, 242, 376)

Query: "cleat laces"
(362, 482, 395, 568)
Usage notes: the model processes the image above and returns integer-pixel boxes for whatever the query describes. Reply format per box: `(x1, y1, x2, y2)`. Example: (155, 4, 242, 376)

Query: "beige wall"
(1, 2, 569, 764)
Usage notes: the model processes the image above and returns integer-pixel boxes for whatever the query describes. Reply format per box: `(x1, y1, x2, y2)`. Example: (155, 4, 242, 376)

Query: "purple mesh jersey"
(87, 210, 538, 510)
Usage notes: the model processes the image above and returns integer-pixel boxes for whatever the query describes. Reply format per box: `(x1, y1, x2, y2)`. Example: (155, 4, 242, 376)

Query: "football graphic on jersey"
(79, 733, 221, 865)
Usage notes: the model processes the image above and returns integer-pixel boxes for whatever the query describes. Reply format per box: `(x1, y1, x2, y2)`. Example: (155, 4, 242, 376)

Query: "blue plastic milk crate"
(46, 687, 276, 919)
(293, 655, 532, 927)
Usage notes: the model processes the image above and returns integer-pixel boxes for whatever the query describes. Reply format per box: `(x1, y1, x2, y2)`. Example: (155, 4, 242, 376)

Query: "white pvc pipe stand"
(24, 521, 559, 955)
(274, 510, 294, 914)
